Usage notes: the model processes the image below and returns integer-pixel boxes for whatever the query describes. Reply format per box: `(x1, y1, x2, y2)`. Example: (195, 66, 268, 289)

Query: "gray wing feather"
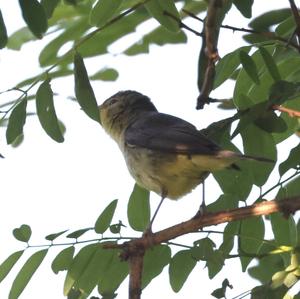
(124, 112, 221, 155)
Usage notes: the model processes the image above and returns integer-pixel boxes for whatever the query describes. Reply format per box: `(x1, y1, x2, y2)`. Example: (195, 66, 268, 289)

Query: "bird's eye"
(108, 98, 118, 106)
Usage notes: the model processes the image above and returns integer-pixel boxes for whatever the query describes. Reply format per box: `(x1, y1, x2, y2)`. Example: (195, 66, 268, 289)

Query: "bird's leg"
(194, 180, 206, 218)
(143, 189, 167, 236)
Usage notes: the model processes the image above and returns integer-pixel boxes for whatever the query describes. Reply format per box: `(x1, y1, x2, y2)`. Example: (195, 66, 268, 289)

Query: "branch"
(105, 196, 300, 299)
(273, 104, 300, 118)
(288, 0, 300, 44)
(196, 0, 222, 109)
(182, 8, 300, 51)
(163, 11, 203, 37)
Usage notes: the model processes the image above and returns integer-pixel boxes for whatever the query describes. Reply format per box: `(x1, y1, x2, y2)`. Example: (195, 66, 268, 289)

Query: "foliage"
(0, 0, 300, 299)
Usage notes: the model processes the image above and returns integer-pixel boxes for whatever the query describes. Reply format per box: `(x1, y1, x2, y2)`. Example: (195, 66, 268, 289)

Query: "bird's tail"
(219, 150, 275, 163)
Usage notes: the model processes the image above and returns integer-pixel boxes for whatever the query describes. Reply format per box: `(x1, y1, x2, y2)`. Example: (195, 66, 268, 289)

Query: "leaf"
(6, 27, 35, 50)
(97, 250, 129, 295)
(90, 0, 123, 27)
(127, 183, 150, 232)
(52, 246, 75, 274)
(63, 243, 99, 295)
(271, 213, 297, 247)
(0, 9, 8, 48)
(74, 52, 100, 123)
(239, 217, 265, 270)
(90, 68, 119, 81)
(233, 0, 253, 18)
(142, 245, 171, 288)
(13, 225, 31, 243)
(95, 199, 118, 234)
(279, 143, 300, 176)
(268, 80, 300, 106)
(6, 98, 27, 145)
(45, 229, 68, 241)
(0, 251, 24, 284)
(66, 228, 92, 239)
(213, 46, 251, 89)
(239, 50, 260, 85)
(9, 249, 48, 299)
(74, 243, 119, 296)
(145, 0, 180, 32)
(259, 46, 281, 82)
(36, 79, 64, 142)
(241, 124, 276, 186)
(169, 250, 196, 292)
(18, 0, 48, 39)
(41, 0, 61, 19)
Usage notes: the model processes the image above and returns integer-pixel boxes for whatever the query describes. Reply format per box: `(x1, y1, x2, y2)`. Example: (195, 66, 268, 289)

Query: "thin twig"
(163, 11, 203, 36)
(273, 104, 300, 117)
(182, 8, 300, 51)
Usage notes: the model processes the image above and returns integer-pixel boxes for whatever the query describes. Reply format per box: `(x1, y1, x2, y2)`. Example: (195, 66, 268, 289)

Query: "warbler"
(99, 90, 273, 201)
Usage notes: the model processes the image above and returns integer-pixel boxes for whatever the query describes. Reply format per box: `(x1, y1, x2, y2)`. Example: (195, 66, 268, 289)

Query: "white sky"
(0, 1, 297, 299)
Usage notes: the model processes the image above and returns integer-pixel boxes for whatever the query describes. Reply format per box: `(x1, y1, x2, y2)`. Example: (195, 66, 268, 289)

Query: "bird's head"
(99, 90, 157, 141)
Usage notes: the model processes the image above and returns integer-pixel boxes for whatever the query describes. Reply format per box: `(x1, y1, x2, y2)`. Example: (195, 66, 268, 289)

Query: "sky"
(0, 1, 296, 299)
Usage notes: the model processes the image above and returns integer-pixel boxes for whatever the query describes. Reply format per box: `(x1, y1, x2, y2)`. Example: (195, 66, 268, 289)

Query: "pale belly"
(121, 146, 228, 200)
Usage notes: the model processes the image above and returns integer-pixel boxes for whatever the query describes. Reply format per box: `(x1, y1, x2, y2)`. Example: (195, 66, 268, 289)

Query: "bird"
(99, 90, 273, 224)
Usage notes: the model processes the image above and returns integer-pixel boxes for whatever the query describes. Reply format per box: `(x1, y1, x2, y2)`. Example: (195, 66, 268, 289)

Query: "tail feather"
(218, 150, 275, 163)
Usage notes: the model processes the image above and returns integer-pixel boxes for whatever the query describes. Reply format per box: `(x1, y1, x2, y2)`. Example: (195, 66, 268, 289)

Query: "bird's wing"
(124, 112, 221, 155)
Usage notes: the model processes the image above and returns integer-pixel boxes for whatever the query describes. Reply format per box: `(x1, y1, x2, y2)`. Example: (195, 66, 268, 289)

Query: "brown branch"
(182, 8, 300, 52)
(127, 246, 145, 299)
(196, 0, 222, 109)
(104, 196, 300, 299)
(273, 104, 300, 117)
(288, 0, 300, 44)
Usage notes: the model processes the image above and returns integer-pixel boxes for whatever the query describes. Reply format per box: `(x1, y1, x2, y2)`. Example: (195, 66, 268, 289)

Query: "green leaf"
(97, 250, 129, 295)
(52, 246, 75, 274)
(127, 183, 150, 232)
(90, 0, 123, 27)
(9, 249, 48, 299)
(74, 52, 100, 123)
(248, 242, 284, 283)
(169, 250, 196, 292)
(6, 99, 27, 145)
(206, 250, 224, 279)
(18, 0, 48, 39)
(259, 46, 281, 82)
(64, 243, 99, 295)
(142, 245, 171, 288)
(41, 0, 61, 19)
(233, 0, 253, 18)
(0, 251, 24, 284)
(0, 9, 8, 48)
(6, 27, 35, 50)
(45, 229, 68, 241)
(268, 80, 300, 106)
(75, 243, 119, 296)
(66, 228, 92, 239)
(95, 199, 118, 234)
(213, 46, 251, 89)
(241, 124, 276, 186)
(279, 143, 300, 176)
(13, 224, 31, 243)
(271, 213, 297, 247)
(240, 217, 265, 270)
(39, 18, 89, 67)
(90, 68, 119, 81)
(239, 50, 260, 85)
(145, 0, 180, 32)
(254, 111, 287, 133)
(36, 79, 64, 142)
